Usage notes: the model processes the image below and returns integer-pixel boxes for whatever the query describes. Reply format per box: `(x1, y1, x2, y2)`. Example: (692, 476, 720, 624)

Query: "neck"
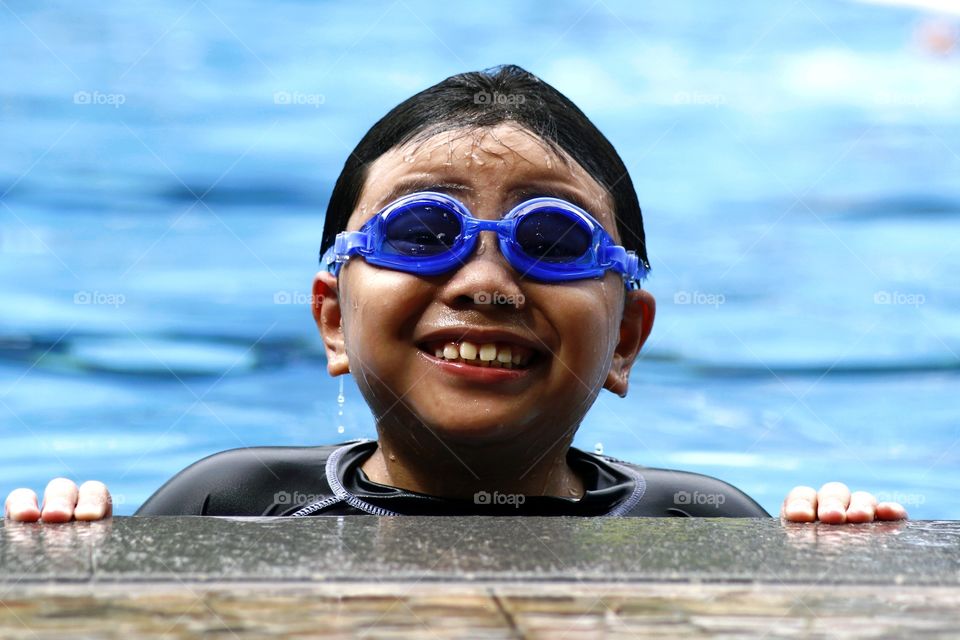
(359, 420, 585, 500)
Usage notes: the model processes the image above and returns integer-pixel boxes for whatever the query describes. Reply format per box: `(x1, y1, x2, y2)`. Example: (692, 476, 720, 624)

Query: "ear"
(312, 271, 350, 376)
(603, 289, 656, 398)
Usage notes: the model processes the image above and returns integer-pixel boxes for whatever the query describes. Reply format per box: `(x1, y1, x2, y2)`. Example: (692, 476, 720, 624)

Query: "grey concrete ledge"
(3, 518, 959, 638)
(2, 517, 958, 586)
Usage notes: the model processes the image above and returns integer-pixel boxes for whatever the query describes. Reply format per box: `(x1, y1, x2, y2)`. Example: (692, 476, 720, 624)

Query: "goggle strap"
(319, 231, 372, 276)
(600, 246, 633, 278)
(320, 246, 338, 274)
(599, 246, 648, 290)
(335, 230, 370, 257)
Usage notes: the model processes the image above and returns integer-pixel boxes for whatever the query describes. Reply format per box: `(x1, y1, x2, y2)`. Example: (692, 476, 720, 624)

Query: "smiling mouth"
(418, 339, 538, 369)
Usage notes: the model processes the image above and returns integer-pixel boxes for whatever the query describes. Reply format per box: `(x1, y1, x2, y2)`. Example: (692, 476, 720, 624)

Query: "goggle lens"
(383, 204, 462, 257)
(514, 209, 591, 262)
(383, 203, 593, 264)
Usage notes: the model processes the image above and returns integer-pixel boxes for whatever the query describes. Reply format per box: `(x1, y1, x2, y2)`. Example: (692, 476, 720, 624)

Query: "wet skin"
(312, 123, 655, 500)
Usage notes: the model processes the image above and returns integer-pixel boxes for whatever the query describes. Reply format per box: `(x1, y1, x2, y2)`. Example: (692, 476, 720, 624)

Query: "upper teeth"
(430, 340, 532, 368)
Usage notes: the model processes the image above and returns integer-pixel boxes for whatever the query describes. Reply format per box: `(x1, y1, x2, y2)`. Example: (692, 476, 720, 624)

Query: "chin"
(418, 412, 533, 445)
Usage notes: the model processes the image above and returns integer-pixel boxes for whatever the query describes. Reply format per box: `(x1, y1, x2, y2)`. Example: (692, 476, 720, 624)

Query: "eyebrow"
(374, 178, 473, 211)
(373, 177, 601, 217)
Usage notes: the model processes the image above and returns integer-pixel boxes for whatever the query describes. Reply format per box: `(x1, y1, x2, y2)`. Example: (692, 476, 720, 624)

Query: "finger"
(845, 491, 878, 524)
(4, 488, 41, 522)
(817, 482, 851, 524)
(781, 485, 817, 522)
(74, 481, 112, 521)
(40, 477, 79, 523)
(876, 501, 909, 521)
(784, 485, 818, 505)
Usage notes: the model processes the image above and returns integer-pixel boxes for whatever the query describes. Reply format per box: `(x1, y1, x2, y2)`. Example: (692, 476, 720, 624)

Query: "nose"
(439, 230, 527, 310)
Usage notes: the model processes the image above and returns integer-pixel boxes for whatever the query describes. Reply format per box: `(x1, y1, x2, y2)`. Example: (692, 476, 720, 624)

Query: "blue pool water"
(2, 1, 958, 518)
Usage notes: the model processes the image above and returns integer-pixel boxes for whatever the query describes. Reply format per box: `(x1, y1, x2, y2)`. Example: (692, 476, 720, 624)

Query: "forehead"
(351, 123, 618, 236)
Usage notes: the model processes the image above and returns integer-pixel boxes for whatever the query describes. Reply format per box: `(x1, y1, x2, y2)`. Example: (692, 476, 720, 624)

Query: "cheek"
(551, 286, 622, 375)
(339, 265, 428, 370)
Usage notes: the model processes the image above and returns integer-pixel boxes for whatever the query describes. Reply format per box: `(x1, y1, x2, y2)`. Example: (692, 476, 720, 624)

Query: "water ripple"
(0, 332, 321, 379)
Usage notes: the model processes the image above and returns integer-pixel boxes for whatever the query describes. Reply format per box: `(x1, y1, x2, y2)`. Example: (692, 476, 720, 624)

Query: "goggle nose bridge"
(462, 216, 519, 241)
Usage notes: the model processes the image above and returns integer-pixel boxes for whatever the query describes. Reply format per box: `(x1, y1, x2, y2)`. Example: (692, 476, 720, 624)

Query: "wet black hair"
(320, 64, 649, 268)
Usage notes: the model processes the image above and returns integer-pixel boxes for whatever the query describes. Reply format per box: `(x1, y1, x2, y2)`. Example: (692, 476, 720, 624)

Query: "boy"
(5, 66, 907, 524)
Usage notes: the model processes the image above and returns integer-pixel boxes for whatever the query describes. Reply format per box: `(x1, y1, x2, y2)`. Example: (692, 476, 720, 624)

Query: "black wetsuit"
(135, 439, 770, 517)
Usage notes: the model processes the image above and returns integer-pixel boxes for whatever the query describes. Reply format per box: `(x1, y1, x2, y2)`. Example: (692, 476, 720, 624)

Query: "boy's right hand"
(4, 478, 112, 522)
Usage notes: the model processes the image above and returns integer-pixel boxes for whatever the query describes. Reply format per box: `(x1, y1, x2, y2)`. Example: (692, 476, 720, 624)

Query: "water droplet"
(336, 376, 345, 436)
(594, 442, 604, 455)
(403, 154, 416, 163)
(544, 155, 553, 170)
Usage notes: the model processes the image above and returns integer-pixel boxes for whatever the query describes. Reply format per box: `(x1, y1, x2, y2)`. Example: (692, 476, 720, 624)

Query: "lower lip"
(417, 350, 533, 382)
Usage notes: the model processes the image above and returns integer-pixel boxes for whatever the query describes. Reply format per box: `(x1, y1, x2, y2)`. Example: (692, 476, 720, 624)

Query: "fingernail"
(74, 507, 101, 521)
(44, 500, 71, 513)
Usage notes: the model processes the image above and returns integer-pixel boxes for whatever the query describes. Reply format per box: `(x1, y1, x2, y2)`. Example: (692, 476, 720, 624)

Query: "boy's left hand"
(781, 482, 908, 523)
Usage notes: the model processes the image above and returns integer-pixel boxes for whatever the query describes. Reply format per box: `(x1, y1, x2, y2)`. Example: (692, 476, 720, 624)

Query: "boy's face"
(314, 123, 655, 447)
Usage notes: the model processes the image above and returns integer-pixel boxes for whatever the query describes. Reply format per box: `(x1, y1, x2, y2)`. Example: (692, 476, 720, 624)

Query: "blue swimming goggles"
(320, 191, 649, 289)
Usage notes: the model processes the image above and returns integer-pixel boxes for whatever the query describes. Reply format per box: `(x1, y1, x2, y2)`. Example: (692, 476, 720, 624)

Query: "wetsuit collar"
(293, 439, 645, 517)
